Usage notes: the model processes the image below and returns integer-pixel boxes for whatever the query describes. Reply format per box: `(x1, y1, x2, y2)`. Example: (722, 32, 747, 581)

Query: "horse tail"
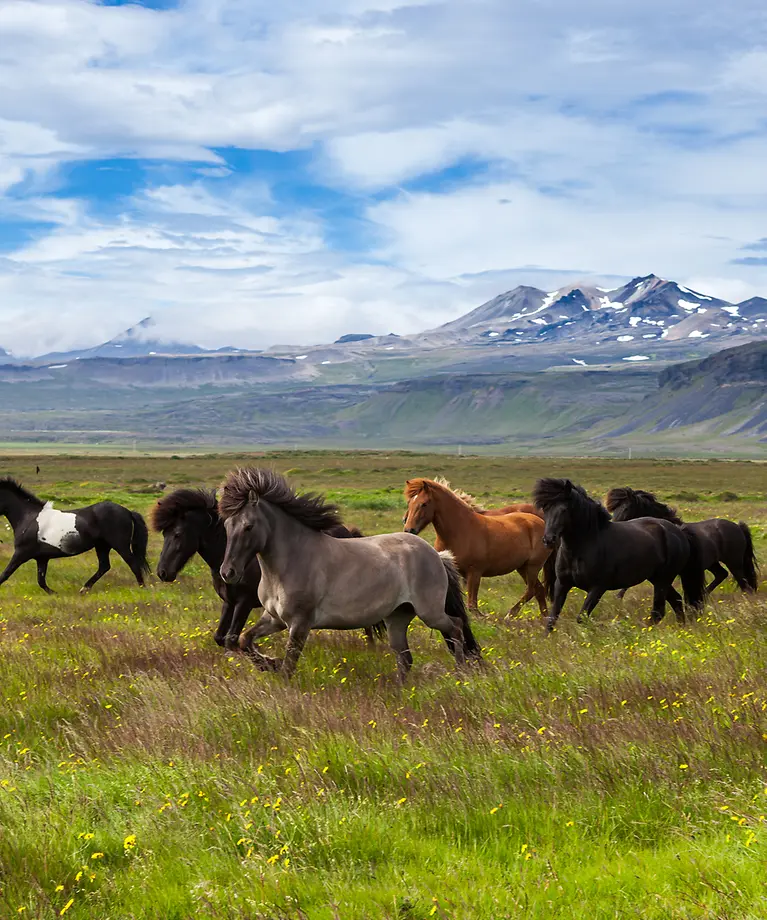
(130, 511, 152, 577)
(739, 522, 759, 593)
(543, 543, 558, 600)
(680, 526, 706, 612)
(439, 550, 481, 660)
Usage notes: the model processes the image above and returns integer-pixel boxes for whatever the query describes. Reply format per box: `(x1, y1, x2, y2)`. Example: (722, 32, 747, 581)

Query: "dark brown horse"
(534, 478, 706, 632)
(404, 477, 551, 616)
(606, 487, 759, 596)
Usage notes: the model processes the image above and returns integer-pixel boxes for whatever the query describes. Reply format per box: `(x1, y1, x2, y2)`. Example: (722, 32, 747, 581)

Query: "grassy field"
(1, 451, 766, 919)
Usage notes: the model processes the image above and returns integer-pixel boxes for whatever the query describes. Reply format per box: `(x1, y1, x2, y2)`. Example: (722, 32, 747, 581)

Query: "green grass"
(1, 452, 766, 918)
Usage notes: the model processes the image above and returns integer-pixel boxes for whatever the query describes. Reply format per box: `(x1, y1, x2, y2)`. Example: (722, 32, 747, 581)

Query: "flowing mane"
(219, 467, 343, 532)
(433, 476, 486, 511)
(150, 488, 218, 532)
(405, 476, 480, 511)
(606, 487, 684, 525)
(533, 478, 611, 533)
(0, 477, 44, 508)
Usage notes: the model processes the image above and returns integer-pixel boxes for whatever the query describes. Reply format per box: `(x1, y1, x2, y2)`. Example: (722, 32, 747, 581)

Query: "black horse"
(150, 488, 385, 649)
(533, 478, 706, 632)
(0, 477, 150, 593)
(606, 487, 759, 596)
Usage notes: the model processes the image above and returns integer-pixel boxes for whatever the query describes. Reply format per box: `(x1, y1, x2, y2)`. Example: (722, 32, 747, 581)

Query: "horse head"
(220, 494, 269, 586)
(151, 489, 218, 581)
(403, 479, 435, 535)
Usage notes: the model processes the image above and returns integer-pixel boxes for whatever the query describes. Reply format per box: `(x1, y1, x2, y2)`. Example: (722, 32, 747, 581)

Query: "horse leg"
(224, 597, 256, 649)
(36, 559, 54, 595)
(214, 601, 233, 647)
(107, 534, 145, 587)
(239, 613, 287, 670)
(666, 585, 685, 624)
(280, 620, 312, 678)
(705, 563, 729, 595)
(0, 550, 31, 588)
(506, 568, 535, 618)
(650, 584, 667, 624)
(532, 574, 548, 618)
(725, 564, 753, 594)
(576, 587, 606, 624)
(546, 579, 572, 634)
(80, 542, 111, 593)
(465, 571, 481, 613)
(385, 609, 415, 683)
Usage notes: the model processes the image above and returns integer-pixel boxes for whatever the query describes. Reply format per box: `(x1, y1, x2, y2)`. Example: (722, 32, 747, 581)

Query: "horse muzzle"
(156, 567, 176, 583)
(542, 535, 557, 548)
(220, 565, 243, 586)
(404, 527, 419, 535)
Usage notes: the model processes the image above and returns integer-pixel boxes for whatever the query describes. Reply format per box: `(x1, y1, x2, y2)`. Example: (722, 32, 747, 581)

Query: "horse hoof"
(79, 587, 91, 595)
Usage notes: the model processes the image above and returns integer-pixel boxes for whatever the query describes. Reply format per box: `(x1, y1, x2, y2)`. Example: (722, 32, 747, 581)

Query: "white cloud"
(0, 0, 766, 354)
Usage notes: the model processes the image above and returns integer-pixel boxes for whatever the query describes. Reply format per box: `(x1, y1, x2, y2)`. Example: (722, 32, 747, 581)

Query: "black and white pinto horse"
(606, 487, 759, 596)
(150, 487, 386, 649)
(0, 478, 150, 593)
(533, 478, 706, 632)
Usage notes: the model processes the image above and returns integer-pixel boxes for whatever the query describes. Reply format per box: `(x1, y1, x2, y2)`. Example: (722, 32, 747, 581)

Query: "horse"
(533, 478, 706, 632)
(606, 487, 759, 596)
(218, 467, 481, 681)
(0, 477, 150, 593)
(403, 477, 551, 617)
(150, 487, 385, 649)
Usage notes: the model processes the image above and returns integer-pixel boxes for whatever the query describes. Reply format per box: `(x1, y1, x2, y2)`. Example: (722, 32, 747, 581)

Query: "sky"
(1, 0, 766, 356)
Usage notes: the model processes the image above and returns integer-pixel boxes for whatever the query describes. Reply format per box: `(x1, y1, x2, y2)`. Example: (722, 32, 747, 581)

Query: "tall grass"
(0, 453, 765, 918)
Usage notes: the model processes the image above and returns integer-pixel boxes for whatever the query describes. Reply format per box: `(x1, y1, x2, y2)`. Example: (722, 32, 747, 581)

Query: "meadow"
(1, 451, 766, 920)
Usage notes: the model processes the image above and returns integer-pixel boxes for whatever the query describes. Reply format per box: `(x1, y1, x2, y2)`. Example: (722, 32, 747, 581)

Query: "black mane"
(0, 477, 44, 508)
(533, 477, 611, 533)
(606, 487, 684, 525)
(219, 467, 343, 533)
(150, 488, 218, 532)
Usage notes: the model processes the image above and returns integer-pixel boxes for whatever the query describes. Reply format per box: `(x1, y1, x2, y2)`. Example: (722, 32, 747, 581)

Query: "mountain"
(418, 274, 765, 355)
(37, 317, 219, 362)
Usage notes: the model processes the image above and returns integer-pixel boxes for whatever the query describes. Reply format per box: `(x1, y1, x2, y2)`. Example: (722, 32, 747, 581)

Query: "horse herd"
(0, 470, 760, 681)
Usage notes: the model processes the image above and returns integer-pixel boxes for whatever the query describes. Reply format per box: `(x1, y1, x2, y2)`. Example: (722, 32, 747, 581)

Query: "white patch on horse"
(37, 502, 79, 552)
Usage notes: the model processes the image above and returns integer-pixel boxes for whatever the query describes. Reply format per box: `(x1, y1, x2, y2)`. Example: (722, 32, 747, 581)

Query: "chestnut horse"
(404, 477, 551, 616)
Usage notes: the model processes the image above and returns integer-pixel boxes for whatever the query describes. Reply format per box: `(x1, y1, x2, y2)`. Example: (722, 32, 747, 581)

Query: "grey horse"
(218, 467, 481, 681)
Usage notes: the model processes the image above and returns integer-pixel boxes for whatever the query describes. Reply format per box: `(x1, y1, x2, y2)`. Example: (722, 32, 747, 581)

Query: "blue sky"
(1, 0, 766, 355)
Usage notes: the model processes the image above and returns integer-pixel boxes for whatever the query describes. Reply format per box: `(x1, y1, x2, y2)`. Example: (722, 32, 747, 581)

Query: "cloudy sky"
(1, 0, 766, 355)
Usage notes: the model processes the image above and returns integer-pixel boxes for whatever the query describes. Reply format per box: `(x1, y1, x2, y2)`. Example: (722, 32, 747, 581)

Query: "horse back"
(482, 502, 543, 519)
(688, 518, 746, 566)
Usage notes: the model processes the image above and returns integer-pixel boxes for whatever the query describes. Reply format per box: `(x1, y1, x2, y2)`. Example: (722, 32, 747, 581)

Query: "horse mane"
(219, 467, 343, 532)
(533, 478, 611, 532)
(405, 476, 482, 513)
(433, 476, 486, 511)
(605, 487, 684, 525)
(0, 477, 44, 508)
(150, 488, 218, 532)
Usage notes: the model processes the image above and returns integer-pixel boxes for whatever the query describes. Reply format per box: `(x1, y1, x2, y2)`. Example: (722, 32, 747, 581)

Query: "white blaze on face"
(37, 502, 79, 552)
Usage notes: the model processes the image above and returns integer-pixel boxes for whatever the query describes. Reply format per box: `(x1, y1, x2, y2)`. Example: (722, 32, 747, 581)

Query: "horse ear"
(248, 490, 259, 505)
(564, 480, 573, 495)
(421, 481, 431, 494)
